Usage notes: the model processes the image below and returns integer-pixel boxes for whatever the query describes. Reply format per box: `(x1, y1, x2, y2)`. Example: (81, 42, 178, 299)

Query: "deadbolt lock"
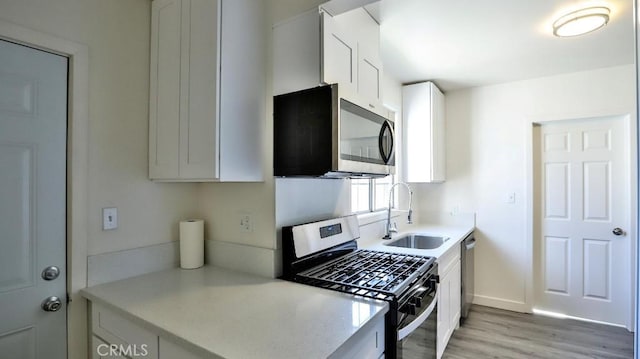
(41, 266, 60, 281)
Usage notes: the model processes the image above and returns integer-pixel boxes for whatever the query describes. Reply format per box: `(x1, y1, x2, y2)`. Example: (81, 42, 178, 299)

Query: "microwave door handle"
(397, 284, 438, 341)
(387, 121, 395, 162)
(378, 120, 395, 164)
(381, 120, 394, 164)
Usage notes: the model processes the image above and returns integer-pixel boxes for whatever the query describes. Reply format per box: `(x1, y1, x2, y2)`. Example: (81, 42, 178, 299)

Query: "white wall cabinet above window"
(273, 7, 383, 112)
(321, 11, 358, 98)
(149, 0, 265, 182)
(357, 44, 383, 109)
(402, 81, 446, 183)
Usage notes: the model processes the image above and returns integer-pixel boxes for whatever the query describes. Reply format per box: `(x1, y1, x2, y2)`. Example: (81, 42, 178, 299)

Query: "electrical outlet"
(103, 207, 118, 230)
(450, 205, 460, 215)
(239, 213, 253, 233)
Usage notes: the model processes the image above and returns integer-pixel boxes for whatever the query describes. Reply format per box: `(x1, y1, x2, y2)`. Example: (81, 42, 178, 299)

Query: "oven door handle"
(398, 285, 438, 341)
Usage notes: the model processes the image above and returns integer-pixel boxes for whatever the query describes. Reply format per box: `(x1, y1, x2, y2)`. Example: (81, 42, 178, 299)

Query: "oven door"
(337, 98, 395, 176)
(396, 279, 438, 358)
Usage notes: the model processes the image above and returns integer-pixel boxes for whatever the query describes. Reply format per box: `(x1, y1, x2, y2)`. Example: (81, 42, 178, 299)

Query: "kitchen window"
(351, 176, 395, 213)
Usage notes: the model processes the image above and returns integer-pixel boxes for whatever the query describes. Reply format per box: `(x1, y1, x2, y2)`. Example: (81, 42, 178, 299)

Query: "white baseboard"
(473, 294, 530, 313)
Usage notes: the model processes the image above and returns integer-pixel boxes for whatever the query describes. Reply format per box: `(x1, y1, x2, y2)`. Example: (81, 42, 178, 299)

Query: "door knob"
(41, 296, 62, 312)
(612, 228, 624, 236)
(41, 266, 60, 281)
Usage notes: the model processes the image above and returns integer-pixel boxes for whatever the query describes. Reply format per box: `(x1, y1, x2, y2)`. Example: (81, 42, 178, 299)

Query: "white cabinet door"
(179, 0, 219, 179)
(436, 246, 461, 359)
(330, 6, 381, 109)
(218, 0, 266, 182)
(150, 0, 220, 181)
(90, 303, 159, 359)
(149, 0, 264, 181)
(273, 10, 322, 95)
(275, 8, 383, 110)
(449, 260, 461, 329)
(149, 0, 182, 179)
(403, 81, 446, 183)
(431, 84, 446, 181)
(92, 336, 126, 359)
(357, 45, 383, 110)
(330, 316, 385, 359)
(90, 302, 207, 359)
(437, 271, 451, 359)
(323, 8, 384, 109)
(321, 12, 357, 97)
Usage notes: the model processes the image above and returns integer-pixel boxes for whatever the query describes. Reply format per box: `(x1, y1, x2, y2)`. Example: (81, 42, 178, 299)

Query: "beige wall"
(415, 64, 637, 311)
(0, 0, 200, 256)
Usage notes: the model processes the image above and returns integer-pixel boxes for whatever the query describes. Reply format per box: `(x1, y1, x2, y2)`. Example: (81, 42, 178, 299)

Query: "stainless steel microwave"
(273, 84, 395, 178)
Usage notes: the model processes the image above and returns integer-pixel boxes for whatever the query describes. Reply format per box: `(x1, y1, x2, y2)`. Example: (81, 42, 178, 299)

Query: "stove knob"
(407, 303, 417, 316)
(413, 296, 423, 308)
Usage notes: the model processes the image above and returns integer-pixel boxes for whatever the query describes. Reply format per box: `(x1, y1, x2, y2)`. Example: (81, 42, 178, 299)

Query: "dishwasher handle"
(465, 237, 476, 250)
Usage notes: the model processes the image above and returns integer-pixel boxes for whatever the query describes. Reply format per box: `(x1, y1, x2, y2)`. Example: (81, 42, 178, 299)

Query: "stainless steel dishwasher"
(460, 232, 475, 323)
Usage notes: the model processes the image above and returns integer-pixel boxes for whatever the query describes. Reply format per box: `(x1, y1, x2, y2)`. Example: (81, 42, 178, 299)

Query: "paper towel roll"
(179, 219, 204, 269)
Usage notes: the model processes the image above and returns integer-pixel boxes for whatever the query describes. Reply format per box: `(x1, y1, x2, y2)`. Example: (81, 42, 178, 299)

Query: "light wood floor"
(442, 305, 634, 359)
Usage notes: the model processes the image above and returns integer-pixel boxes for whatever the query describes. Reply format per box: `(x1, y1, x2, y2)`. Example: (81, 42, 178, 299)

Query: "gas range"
(281, 215, 438, 359)
(296, 249, 434, 301)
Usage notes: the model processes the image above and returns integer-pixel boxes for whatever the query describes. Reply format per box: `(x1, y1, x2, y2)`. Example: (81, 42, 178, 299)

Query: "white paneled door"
(0, 40, 67, 358)
(534, 117, 630, 326)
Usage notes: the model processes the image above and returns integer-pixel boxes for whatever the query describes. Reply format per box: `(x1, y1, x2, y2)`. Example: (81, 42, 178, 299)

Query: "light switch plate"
(103, 207, 118, 230)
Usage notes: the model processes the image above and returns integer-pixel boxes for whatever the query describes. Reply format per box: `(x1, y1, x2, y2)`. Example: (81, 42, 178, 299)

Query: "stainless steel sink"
(384, 235, 449, 249)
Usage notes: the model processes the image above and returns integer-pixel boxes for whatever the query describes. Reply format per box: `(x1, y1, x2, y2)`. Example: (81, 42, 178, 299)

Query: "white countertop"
(81, 266, 388, 359)
(358, 223, 475, 259)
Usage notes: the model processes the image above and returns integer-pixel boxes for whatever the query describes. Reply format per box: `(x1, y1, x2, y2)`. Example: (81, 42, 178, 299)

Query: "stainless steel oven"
(281, 215, 438, 359)
(396, 275, 438, 358)
(274, 84, 395, 178)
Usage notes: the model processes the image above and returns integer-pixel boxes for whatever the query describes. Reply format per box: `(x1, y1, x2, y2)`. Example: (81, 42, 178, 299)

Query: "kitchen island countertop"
(81, 266, 388, 359)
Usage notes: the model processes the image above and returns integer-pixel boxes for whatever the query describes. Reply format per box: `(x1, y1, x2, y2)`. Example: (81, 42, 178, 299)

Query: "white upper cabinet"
(321, 11, 358, 97)
(149, 0, 265, 182)
(341, 7, 384, 111)
(402, 82, 446, 183)
(274, 6, 383, 109)
(357, 44, 383, 110)
(149, 0, 181, 179)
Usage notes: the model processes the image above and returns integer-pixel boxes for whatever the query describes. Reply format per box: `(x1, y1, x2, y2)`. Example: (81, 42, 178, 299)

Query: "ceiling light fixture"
(552, 6, 610, 37)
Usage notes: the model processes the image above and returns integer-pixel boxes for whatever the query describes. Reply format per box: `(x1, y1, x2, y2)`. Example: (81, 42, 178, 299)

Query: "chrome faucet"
(382, 182, 413, 239)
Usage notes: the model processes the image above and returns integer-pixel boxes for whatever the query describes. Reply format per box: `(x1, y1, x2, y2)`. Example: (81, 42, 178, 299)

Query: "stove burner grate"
(297, 250, 434, 300)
